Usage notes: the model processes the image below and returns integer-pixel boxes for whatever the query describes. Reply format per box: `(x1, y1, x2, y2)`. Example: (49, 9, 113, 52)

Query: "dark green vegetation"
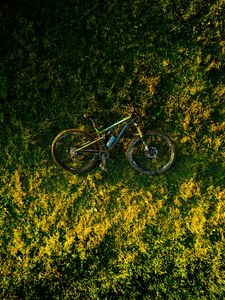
(0, 0, 225, 299)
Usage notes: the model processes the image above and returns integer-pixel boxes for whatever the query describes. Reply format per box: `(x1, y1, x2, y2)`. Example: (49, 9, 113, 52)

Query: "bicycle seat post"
(91, 119, 100, 135)
(84, 114, 100, 136)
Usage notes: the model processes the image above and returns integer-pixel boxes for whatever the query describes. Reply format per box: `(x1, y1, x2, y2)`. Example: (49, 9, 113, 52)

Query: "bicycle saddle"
(83, 113, 95, 120)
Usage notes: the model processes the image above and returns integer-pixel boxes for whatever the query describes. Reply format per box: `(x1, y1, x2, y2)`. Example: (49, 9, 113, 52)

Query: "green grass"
(0, 0, 225, 299)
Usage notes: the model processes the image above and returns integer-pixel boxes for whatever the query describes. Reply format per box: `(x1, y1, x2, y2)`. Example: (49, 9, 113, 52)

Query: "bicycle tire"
(51, 129, 99, 174)
(127, 131, 175, 175)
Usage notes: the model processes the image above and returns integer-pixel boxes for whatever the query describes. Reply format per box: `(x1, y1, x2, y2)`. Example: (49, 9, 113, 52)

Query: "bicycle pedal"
(99, 163, 108, 172)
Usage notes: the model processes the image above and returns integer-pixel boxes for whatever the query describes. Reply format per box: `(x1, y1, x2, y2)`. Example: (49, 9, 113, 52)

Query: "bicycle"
(51, 113, 175, 175)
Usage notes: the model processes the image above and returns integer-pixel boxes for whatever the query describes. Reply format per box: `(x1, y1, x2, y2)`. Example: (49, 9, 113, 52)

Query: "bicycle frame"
(75, 115, 142, 153)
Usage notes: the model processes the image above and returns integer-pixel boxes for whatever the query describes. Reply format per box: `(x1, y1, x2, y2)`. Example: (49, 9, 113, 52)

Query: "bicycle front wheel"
(127, 131, 175, 175)
(51, 129, 99, 174)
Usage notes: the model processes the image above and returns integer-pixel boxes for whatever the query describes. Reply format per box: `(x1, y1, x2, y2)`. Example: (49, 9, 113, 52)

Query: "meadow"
(0, 0, 225, 299)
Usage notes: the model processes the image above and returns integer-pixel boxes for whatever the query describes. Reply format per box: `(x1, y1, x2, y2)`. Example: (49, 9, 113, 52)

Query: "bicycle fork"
(134, 123, 157, 159)
(134, 122, 147, 145)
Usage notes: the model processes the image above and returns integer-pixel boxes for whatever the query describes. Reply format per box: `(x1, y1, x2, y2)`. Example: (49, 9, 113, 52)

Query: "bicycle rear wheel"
(51, 129, 99, 174)
(127, 131, 175, 175)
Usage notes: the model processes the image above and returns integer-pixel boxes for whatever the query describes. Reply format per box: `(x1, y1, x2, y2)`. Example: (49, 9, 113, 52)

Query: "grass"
(0, 0, 225, 299)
